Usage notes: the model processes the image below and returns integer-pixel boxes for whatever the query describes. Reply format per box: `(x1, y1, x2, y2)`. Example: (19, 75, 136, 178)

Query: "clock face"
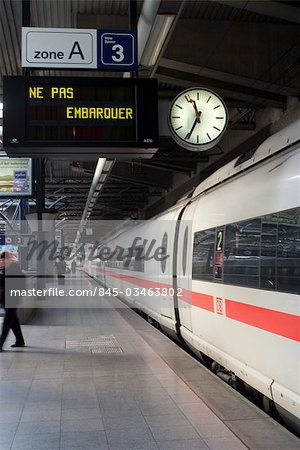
(168, 88, 228, 151)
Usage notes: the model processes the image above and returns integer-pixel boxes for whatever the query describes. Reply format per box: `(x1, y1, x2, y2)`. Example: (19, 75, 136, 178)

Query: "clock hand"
(186, 95, 201, 123)
(185, 117, 198, 140)
(194, 100, 201, 123)
(194, 103, 201, 123)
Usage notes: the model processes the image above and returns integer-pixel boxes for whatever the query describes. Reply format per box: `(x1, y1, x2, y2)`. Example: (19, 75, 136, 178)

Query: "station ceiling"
(0, 0, 300, 238)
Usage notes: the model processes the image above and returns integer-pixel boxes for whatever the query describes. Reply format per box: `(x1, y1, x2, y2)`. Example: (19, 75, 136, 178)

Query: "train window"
(260, 260, 276, 290)
(123, 246, 145, 272)
(133, 246, 145, 272)
(277, 222, 300, 293)
(123, 249, 132, 270)
(277, 224, 300, 258)
(161, 232, 168, 273)
(192, 207, 300, 294)
(260, 222, 277, 290)
(182, 226, 189, 276)
(261, 222, 277, 257)
(276, 207, 300, 226)
(223, 219, 260, 288)
(192, 229, 215, 281)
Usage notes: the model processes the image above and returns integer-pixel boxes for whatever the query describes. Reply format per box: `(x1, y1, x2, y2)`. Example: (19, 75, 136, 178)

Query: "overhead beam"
(141, 161, 194, 174)
(159, 58, 296, 97)
(110, 162, 171, 189)
(47, 193, 88, 198)
(45, 183, 92, 188)
(155, 66, 286, 107)
(211, 1, 300, 24)
(49, 193, 153, 199)
(77, 14, 128, 28)
(156, 72, 279, 107)
(162, 17, 299, 107)
(108, 174, 169, 189)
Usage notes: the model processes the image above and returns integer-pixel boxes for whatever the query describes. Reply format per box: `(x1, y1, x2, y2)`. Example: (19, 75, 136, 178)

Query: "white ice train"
(85, 119, 300, 432)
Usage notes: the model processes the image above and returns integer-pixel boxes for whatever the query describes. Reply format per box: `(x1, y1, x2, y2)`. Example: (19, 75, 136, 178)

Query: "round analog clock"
(168, 87, 228, 151)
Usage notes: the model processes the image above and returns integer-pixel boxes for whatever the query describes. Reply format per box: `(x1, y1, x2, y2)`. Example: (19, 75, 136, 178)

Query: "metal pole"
(23, 0, 46, 289)
(22, 0, 30, 79)
(20, 199, 28, 270)
(129, 0, 138, 78)
(22, 0, 30, 29)
(36, 158, 46, 289)
(129, 0, 137, 30)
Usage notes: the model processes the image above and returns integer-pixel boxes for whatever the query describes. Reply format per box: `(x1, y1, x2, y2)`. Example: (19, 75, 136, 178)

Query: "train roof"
(191, 117, 300, 200)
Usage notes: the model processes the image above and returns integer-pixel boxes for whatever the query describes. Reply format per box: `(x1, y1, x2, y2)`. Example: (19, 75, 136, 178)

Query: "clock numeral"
(213, 105, 221, 110)
(216, 117, 224, 119)
(185, 133, 190, 140)
(172, 116, 180, 119)
(197, 135, 199, 143)
(176, 104, 183, 109)
(207, 96, 211, 103)
(197, 92, 199, 100)
(213, 126, 221, 131)
(175, 126, 183, 131)
(207, 133, 211, 140)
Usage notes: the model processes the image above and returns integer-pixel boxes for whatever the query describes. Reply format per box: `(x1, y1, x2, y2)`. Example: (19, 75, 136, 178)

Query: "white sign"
(22, 27, 97, 68)
(0, 158, 32, 197)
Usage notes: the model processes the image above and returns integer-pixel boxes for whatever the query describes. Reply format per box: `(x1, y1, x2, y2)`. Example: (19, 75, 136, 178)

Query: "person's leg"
(0, 309, 14, 350)
(10, 310, 25, 346)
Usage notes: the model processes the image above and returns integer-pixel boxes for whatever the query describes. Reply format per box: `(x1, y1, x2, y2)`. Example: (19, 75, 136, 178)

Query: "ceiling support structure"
(137, 0, 161, 63)
(158, 58, 297, 97)
(155, 66, 286, 107)
(211, 1, 300, 25)
(0, 212, 14, 231)
(137, 0, 184, 72)
(46, 196, 67, 209)
(45, 183, 93, 189)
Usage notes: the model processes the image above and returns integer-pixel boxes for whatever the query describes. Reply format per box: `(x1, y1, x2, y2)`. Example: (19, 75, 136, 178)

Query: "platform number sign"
(22, 28, 138, 71)
(97, 30, 138, 70)
(214, 228, 224, 280)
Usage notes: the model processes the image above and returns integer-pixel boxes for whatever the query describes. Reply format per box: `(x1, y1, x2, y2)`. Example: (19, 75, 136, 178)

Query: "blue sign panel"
(14, 170, 28, 193)
(97, 30, 138, 70)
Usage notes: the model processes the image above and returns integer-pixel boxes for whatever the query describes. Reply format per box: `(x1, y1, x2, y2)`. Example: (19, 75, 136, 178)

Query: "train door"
(176, 206, 194, 333)
(158, 211, 180, 322)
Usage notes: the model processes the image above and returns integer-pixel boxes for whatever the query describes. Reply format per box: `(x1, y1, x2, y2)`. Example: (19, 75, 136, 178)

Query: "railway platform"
(0, 272, 299, 450)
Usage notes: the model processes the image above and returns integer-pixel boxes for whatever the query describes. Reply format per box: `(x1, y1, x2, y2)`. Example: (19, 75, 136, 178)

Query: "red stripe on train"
(226, 299, 300, 342)
(95, 267, 299, 342)
(175, 288, 214, 312)
(103, 270, 214, 312)
(104, 269, 171, 290)
(192, 291, 214, 311)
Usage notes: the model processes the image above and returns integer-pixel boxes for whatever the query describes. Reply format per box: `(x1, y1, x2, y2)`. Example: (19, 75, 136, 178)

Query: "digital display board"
(0, 158, 32, 197)
(3, 76, 158, 157)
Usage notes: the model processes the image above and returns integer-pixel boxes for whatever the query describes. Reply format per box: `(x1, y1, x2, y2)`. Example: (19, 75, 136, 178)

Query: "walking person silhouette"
(0, 252, 25, 352)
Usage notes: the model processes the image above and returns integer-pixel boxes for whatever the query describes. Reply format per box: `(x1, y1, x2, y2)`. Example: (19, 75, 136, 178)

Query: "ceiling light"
(140, 14, 175, 67)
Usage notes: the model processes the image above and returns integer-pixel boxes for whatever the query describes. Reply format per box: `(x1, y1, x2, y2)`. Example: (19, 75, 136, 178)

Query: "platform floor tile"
(0, 273, 298, 450)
